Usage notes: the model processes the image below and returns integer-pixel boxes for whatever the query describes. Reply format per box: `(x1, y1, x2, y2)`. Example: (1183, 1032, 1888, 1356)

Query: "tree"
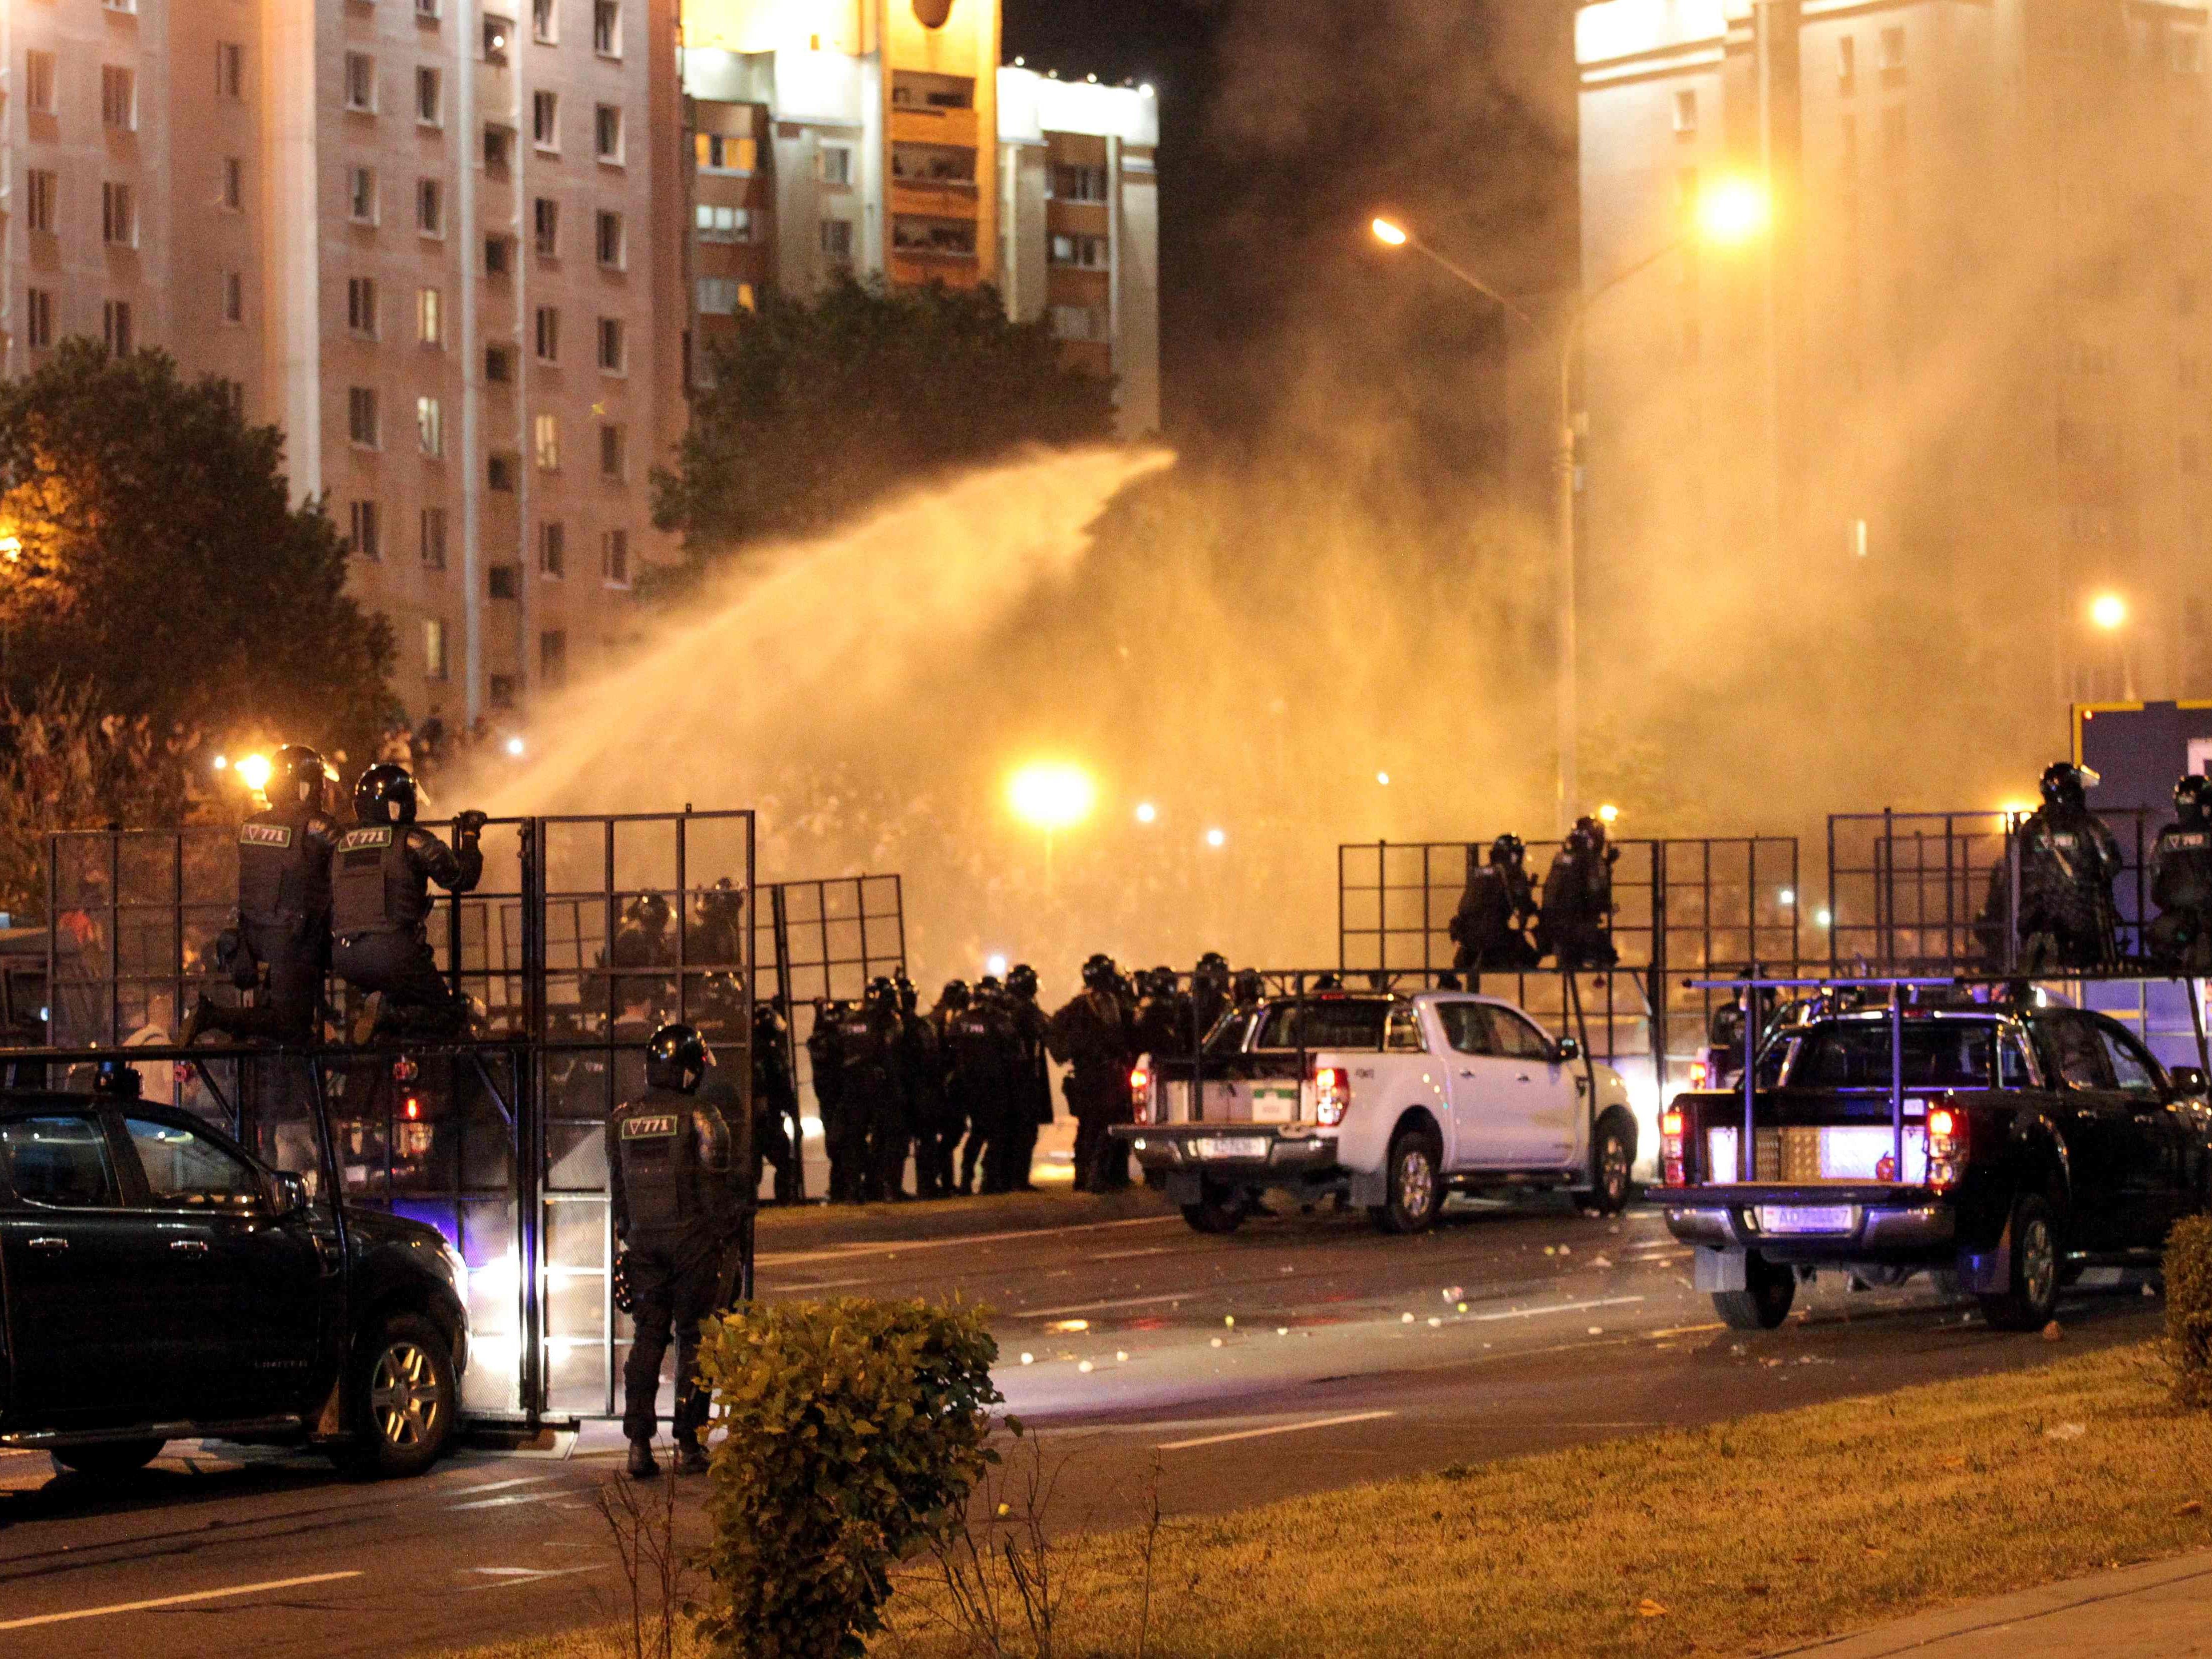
(0, 340, 396, 766)
(650, 277, 1115, 581)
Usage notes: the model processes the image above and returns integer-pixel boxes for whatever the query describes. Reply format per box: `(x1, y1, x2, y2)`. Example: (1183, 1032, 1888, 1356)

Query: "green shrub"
(2166, 1215, 2212, 1406)
(691, 1297, 1005, 1659)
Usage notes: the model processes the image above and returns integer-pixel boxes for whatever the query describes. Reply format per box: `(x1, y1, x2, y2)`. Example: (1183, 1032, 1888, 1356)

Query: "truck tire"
(50, 1438, 166, 1478)
(1977, 1191, 2061, 1331)
(1574, 1114, 1635, 1216)
(1713, 1250, 1795, 1329)
(332, 1312, 458, 1479)
(1180, 1179, 1245, 1235)
(1370, 1124, 1444, 1235)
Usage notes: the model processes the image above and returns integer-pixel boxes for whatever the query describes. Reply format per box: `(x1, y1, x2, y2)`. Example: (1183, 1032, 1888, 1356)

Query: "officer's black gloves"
(456, 809, 489, 841)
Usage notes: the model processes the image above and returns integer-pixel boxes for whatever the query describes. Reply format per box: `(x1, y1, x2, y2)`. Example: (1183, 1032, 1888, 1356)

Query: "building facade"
(676, 0, 1161, 437)
(1577, 0, 2212, 710)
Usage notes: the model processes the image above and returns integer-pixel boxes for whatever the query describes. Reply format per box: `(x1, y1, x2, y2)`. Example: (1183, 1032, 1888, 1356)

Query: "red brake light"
(1661, 1109, 1683, 1137)
(1660, 1106, 1686, 1186)
(1314, 1064, 1350, 1126)
(1926, 1107, 1956, 1139)
(403, 1095, 422, 1121)
(1128, 1062, 1151, 1119)
(1925, 1105, 1965, 1191)
(1688, 1058, 1710, 1090)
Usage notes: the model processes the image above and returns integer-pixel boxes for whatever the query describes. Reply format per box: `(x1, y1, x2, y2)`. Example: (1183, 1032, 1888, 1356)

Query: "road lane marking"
(757, 1214, 1181, 1268)
(1094, 1246, 1181, 1261)
(1025, 1291, 1192, 1318)
(1158, 1410, 1395, 1451)
(449, 1488, 575, 1511)
(0, 1572, 364, 1632)
(451, 1475, 561, 1497)
(461, 1566, 606, 1592)
(1464, 1296, 1644, 1324)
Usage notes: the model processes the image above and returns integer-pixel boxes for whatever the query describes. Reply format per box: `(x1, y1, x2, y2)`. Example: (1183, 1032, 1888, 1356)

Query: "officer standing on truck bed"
(184, 744, 340, 1048)
(608, 1023, 742, 1479)
(2152, 773, 2212, 969)
(331, 762, 487, 1043)
(1539, 817, 1620, 970)
(1981, 761, 2123, 971)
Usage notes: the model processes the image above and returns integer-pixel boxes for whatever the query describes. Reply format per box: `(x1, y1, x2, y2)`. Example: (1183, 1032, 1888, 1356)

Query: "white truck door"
(1480, 1004, 1580, 1165)
(1434, 1000, 1554, 1168)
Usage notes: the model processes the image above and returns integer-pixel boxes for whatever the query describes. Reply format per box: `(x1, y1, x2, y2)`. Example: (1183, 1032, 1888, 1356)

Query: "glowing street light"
(1134, 801, 1158, 824)
(1376, 771, 1391, 786)
(505, 735, 527, 757)
(1205, 827, 1227, 849)
(236, 753, 272, 794)
(2089, 593, 2128, 631)
(985, 953, 1009, 979)
(1696, 176, 1770, 245)
(1370, 217, 1409, 247)
(1008, 762, 1096, 832)
(1597, 803, 1620, 826)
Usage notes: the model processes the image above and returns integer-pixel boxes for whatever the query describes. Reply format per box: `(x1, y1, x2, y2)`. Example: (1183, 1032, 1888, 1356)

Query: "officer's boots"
(674, 1435, 709, 1476)
(626, 1441, 659, 1480)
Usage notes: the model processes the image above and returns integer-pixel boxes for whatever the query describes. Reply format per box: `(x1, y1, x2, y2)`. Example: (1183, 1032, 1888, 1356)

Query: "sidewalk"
(1772, 1551, 2212, 1658)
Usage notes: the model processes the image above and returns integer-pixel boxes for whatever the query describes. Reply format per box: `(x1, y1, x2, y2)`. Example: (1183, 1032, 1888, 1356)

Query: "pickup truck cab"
(1660, 1001, 2212, 1330)
(1118, 990, 1641, 1235)
(0, 1090, 469, 1478)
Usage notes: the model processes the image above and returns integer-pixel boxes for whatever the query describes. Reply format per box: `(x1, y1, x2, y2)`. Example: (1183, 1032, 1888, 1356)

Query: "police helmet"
(976, 974, 1004, 996)
(274, 744, 331, 806)
(625, 891, 672, 933)
(354, 762, 418, 825)
(645, 1023, 712, 1092)
(1311, 973, 1344, 992)
(1233, 968, 1266, 1003)
(941, 979, 971, 1009)
(1146, 965, 1179, 998)
(895, 975, 919, 1015)
(2180, 774, 2212, 825)
(1489, 833, 1526, 867)
(2040, 761, 2092, 809)
(694, 876, 742, 919)
(1081, 952, 1118, 991)
(1006, 963, 1039, 999)
(865, 975, 899, 1010)
(1194, 951, 1230, 984)
(91, 1057, 142, 1099)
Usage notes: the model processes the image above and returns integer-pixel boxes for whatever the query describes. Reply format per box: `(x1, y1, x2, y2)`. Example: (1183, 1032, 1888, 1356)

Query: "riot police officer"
(1538, 817, 1620, 970)
(806, 1001, 855, 1202)
(184, 744, 340, 1047)
(608, 892, 677, 1016)
(331, 764, 486, 1042)
(607, 1024, 740, 1478)
(1002, 965, 1052, 1192)
(1134, 967, 1193, 1060)
(1450, 835, 1540, 976)
(1049, 953, 1137, 1193)
(1987, 762, 2123, 970)
(2152, 774, 2212, 968)
(921, 981, 970, 1197)
(1190, 953, 1232, 1045)
(839, 979, 910, 1202)
(751, 999, 801, 1203)
(692, 878, 744, 969)
(893, 975, 945, 1198)
(944, 980, 1020, 1193)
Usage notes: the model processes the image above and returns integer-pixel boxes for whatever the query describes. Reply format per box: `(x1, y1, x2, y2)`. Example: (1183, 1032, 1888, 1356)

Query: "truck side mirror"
(2173, 1066, 2208, 1098)
(1554, 1035, 1582, 1063)
(268, 1169, 310, 1217)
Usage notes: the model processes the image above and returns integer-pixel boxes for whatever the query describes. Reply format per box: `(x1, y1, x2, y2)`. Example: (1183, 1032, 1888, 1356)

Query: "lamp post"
(1007, 762, 1096, 892)
(2088, 591, 2133, 698)
(1373, 180, 1769, 835)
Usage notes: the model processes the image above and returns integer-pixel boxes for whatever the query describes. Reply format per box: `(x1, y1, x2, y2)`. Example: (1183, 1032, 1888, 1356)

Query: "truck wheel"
(1370, 1125, 1443, 1235)
(50, 1438, 166, 1478)
(1180, 1179, 1245, 1235)
(1977, 1192, 2061, 1331)
(1713, 1251, 1796, 1329)
(1575, 1116, 1635, 1216)
(332, 1313, 458, 1479)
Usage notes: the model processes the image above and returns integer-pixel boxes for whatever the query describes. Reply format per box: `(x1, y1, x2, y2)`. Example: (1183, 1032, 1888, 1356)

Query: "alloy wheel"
(370, 1340, 448, 1448)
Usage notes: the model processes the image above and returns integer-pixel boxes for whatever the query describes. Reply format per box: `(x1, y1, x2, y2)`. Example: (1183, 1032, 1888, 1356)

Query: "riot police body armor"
(331, 763, 485, 1042)
(1134, 967, 1195, 1063)
(839, 982, 909, 1202)
(187, 745, 339, 1046)
(1049, 955, 1137, 1193)
(1450, 835, 1540, 976)
(606, 1025, 739, 1476)
(948, 986, 1023, 1194)
(1994, 763, 2122, 970)
(1189, 953, 1231, 1047)
(807, 1001, 853, 1202)
(995, 966, 1052, 1194)
(1538, 819, 1620, 970)
(750, 1001, 802, 1203)
(2152, 774, 2212, 969)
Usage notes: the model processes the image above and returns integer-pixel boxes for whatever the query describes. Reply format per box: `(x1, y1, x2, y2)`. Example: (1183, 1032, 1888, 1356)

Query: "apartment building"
(1577, 0, 2212, 708)
(0, 0, 675, 723)
(676, 0, 1161, 436)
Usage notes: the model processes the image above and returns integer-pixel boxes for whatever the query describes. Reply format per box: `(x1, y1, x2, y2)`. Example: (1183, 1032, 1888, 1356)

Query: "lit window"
(425, 619, 448, 681)
(696, 133, 757, 172)
(418, 287, 444, 346)
(534, 412, 559, 470)
(1048, 233, 1107, 269)
(695, 204, 752, 242)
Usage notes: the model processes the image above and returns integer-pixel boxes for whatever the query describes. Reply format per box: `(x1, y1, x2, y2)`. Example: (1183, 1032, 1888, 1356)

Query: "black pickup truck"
(0, 1089, 469, 1478)
(1659, 1000, 2212, 1331)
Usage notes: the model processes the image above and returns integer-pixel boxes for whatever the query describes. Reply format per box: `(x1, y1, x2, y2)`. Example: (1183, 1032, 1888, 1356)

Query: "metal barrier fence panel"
(1826, 810, 2158, 973)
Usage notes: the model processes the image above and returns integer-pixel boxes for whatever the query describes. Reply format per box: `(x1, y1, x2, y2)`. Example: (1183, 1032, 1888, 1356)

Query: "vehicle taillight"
(1129, 1061, 1152, 1122)
(1688, 1057, 1710, 1091)
(1660, 1107, 1686, 1186)
(1925, 1105, 1965, 1192)
(1315, 1065, 1350, 1127)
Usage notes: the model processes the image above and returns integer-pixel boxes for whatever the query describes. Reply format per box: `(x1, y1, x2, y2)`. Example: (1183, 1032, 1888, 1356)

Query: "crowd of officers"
(1447, 814, 1623, 976)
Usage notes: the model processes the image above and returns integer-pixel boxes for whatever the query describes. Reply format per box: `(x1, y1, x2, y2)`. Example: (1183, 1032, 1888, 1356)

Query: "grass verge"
(437, 1340, 2212, 1659)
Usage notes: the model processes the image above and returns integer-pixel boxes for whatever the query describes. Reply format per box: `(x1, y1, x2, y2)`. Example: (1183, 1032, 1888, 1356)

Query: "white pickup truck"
(1115, 989, 1639, 1235)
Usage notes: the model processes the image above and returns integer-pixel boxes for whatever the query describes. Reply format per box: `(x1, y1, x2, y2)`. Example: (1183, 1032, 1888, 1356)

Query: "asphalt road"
(0, 1190, 2165, 1657)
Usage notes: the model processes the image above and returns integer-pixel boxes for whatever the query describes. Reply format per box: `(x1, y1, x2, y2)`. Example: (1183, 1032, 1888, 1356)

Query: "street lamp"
(1372, 180, 1770, 834)
(2089, 592, 2127, 631)
(1008, 761, 1096, 888)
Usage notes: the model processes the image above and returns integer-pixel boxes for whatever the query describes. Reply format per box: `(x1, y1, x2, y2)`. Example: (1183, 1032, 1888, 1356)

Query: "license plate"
(1757, 1204, 1858, 1236)
(1191, 1135, 1271, 1161)
(1250, 1087, 1296, 1124)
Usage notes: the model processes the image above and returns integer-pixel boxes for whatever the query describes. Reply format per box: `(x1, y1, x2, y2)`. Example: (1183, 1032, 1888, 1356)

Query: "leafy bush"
(2167, 1215, 2212, 1406)
(691, 1297, 1005, 1659)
